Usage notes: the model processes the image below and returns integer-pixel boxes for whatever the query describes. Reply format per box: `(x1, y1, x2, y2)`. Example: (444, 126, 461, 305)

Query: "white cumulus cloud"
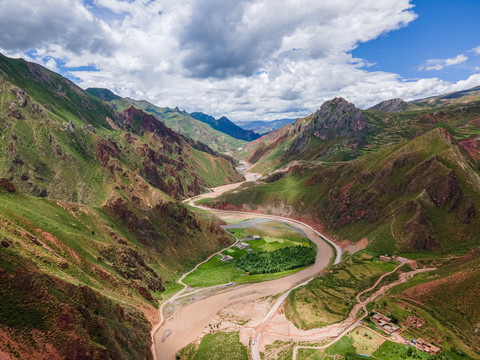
(419, 53, 468, 72)
(0, 0, 479, 122)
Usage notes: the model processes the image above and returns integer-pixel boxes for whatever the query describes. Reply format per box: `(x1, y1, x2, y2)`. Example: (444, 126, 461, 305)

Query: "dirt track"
(152, 167, 338, 359)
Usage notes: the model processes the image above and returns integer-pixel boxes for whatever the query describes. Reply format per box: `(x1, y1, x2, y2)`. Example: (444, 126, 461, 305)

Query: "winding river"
(152, 164, 342, 359)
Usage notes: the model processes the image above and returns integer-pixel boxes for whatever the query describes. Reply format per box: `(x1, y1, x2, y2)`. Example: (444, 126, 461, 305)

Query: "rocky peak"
(370, 98, 411, 112)
(305, 97, 368, 141)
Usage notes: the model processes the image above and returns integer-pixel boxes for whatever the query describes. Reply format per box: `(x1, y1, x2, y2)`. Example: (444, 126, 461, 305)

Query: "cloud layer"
(0, 0, 479, 121)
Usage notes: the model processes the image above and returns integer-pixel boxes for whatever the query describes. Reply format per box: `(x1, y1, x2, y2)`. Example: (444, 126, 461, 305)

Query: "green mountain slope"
(237, 97, 372, 173)
(238, 95, 480, 174)
(0, 54, 241, 358)
(411, 85, 480, 108)
(85, 88, 248, 153)
(126, 98, 248, 152)
(203, 128, 480, 254)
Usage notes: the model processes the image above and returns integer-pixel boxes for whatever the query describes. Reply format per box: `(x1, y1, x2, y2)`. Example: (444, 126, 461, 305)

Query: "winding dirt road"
(152, 166, 341, 359)
(290, 265, 436, 360)
(150, 164, 434, 360)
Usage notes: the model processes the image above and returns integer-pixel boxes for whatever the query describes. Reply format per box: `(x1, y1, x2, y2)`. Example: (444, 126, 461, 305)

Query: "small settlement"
(236, 242, 250, 250)
(371, 312, 441, 355)
(379, 254, 408, 263)
(411, 338, 441, 355)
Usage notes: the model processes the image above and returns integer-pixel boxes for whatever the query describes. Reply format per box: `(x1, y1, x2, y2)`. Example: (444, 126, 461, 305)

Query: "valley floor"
(152, 165, 337, 359)
(152, 164, 477, 360)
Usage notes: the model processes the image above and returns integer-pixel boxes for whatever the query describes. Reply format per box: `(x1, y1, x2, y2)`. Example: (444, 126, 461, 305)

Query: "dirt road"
(152, 165, 340, 360)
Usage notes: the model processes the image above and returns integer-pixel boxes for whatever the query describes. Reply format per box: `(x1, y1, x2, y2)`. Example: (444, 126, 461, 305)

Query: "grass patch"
(178, 332, 248, 360)
(285, 252, 398, 329)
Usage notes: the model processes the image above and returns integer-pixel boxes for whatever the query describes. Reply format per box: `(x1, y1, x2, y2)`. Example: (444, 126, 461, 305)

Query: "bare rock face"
(305, 97, 369, 143)
(370, 98, 412, 112)
(8, 102, 21, 119)
(11, 87, 29, 107)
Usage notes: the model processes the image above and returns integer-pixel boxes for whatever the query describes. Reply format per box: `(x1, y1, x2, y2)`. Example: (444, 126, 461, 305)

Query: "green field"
(182, 220, 315, 287)
(178, 331, 248, 360)
(285, 252, 398, 329)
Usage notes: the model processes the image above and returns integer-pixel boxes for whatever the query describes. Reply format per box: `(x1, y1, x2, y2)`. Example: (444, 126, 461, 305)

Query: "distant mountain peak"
(86, 87, 122, 102)
(190, 112, 261, 141)
(370, 98, 411, 112)
(308, 97, 368, 140)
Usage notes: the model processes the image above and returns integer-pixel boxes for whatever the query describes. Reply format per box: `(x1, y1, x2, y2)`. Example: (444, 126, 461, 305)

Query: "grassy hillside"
(237, 97, 480, 175)
(285, 252, 398, 329)
(92, 95, 248, 153)
(202, 128, 480, 255)
(389, 250, 480, 355)
(0, 72, 242, 202)
(0, 54, 242, 357)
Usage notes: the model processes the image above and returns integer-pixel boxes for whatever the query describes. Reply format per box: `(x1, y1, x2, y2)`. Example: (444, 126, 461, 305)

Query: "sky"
(0, 0, 480, 123)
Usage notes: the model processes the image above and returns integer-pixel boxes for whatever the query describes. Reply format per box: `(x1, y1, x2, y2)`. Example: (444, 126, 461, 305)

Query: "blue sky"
(0, 0, 479, 122)
(353, 0, 480, 82)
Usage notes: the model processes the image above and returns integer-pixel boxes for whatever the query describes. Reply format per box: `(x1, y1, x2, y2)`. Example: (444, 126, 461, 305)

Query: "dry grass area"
(350, 327, 385, 356)
(285, 252, 397, 329)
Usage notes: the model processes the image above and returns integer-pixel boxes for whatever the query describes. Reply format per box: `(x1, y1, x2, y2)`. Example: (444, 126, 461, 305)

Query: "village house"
(413, 338, 441, 355)
(236, 242, 250, 250)
(220, 255, 234, 262)
(380, 254, 393, 262)
(371, 312, 400, 335)
(242, 235, 261, 241)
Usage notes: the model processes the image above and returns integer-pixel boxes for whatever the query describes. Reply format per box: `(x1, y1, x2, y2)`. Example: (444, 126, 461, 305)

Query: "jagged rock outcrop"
(306, 97, 369, 141)
(11, 87, 29, 107)
(287, 97, 369, 157)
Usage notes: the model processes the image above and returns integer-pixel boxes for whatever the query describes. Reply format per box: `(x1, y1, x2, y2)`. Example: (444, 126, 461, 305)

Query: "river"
(152, 163, 340, 359)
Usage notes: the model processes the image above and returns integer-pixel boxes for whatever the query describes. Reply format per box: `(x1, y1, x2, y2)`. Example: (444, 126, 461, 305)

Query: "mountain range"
(189, 112, 260, 141)
(0, 53, 242, 359)
(1, 51, 480, 359)
(236, 118, 296, 134)
(85, 88, 254, 152)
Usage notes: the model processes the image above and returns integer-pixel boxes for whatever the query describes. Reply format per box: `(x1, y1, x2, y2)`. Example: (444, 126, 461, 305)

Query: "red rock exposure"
(459, 138, 479, 161)
(97, 137, 121, 167)
(0, 178, 15, 192)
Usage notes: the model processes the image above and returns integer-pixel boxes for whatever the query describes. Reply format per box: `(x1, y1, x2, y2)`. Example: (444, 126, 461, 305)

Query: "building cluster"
(379, 254, 408, 263)
(241, 235, 261, 241)
(410, 338, 441, 355)
(371, 312, 400, 334)
(371, 312, 441, 355)
(236, 242, 250, 250)
(406, 315, 426, 328)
